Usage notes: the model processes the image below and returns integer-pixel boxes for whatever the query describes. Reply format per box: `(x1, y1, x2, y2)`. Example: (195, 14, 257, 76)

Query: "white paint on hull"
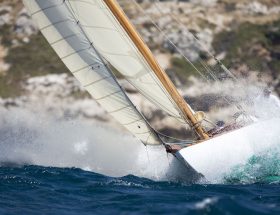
(176, 118, 280, 182)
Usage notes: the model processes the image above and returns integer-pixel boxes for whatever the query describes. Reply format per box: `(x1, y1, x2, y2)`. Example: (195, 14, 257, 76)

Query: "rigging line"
(100, 0, 189, 124)
(148, 0, 241, 93)
(156, 132, 194, 144)
(198, 56, 228, 81)
(123, 95, 195, 145)
(158, 3, 250, 114)
(198, 61, 249, 113)
(107, 66, 185, 127)
(100, 0, 177, 111)
(64, 0, 162, 145)
(70, 0, 205, 139)
(130, 1, 252, 118)
(125, 78, 191, 126)
(203, 118, 217, 128)
(127, 80, 181, 118)
(132, 0, 249, 114)
(128, 0, 237, 127)
(131, 0, 221, 85)
(199, 59, 238, 111)
(152, 0, 237, 81)
(198, 59, 219, 82)
(130, 0, 209, 82)
(126, 0, 219, 83)
(133, 108, 195, 144)
(127, 0, 221, 133)
(31, 2, 64, 16)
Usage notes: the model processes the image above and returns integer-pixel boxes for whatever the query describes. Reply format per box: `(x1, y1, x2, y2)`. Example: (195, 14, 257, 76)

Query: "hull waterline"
(176, 118, 280, 181)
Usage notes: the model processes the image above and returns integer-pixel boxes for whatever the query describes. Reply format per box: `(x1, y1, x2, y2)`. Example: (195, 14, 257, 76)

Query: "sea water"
(0, 109, 280, 215)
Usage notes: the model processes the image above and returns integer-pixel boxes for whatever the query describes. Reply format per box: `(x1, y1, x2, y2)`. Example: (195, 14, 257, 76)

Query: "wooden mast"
(103, 0, 209, 140)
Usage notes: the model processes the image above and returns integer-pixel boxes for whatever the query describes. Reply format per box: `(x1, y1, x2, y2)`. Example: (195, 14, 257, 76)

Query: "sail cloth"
(23, 0, 161, 145)
(63, 0, 185, 123)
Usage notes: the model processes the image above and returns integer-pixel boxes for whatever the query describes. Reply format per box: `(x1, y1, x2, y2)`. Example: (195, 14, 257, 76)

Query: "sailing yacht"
(22, 0, 279, 180)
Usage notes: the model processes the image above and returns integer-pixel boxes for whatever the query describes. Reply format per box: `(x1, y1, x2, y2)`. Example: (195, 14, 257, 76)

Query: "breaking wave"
(0, 108, 193, 182)
(0, 107, 279, 184)
(224, 145, 280, 184)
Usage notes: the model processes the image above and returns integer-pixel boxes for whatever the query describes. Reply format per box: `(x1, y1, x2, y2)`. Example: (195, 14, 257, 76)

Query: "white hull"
(176, 118, 280, 181)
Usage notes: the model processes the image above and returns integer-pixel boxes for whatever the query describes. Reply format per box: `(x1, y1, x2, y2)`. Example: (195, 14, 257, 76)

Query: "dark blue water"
(1, 165, 280, 215)
(1, 113, 280, 214)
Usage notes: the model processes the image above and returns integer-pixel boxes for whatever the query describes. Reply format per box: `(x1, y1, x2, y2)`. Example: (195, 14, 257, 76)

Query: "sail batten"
(23, 0, 161, 145)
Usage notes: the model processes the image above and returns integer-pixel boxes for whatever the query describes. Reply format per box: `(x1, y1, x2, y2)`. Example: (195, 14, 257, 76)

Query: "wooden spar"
(103, 0, 209, 140)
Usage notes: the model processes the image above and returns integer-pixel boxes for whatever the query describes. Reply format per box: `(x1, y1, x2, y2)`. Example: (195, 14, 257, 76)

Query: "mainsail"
(60, 0, 185, 122)
(23, 0, 161, 145)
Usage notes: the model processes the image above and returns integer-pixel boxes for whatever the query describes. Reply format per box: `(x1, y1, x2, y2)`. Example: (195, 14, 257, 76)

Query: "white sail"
(23, 0, 161, 145)
(62, 0, 185, 123)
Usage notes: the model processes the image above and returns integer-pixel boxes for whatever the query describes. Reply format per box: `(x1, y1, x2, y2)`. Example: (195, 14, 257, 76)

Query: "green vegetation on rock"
(0, 32, 68, 98)
(168, 56, 203, 84)
(213, 19, 280, 76)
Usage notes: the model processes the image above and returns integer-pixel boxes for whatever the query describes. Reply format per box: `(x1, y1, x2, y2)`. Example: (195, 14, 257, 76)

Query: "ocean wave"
(0, 108, 191, 182)
(224, 145, 280, 184)
(1, 108, 280, 184)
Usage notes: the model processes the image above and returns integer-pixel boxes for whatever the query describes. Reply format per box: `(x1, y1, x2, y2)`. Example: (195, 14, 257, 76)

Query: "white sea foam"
(0, 100, 279, 184)
(0, 108, 191, 181)
(194, 197, 218, 210)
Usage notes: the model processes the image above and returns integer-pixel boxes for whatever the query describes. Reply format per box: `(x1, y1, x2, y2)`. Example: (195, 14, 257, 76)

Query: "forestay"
(62, 0, 185, 123)
(23, 0, 161, 145)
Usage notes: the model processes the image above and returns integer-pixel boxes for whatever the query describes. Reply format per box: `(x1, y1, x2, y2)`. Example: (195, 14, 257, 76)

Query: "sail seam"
(79, 24, 121, 33)
(64, 0, 161, 144)
(95, 90, 123, 101)
(83, 76, 112, 88)
(23, 0, 161, 145)
(72, 63, 101, 74)
(31, 2, 64, 16)
(40, 19, 70, 31)
(108, 105, 131, 114)
(60, 46, 91, 60)
(68, 0, 98, 7)
(145, 133, 152, 144)
(98, 50, 134, 58)
(134, 131, 150, 135)
(102, 0, 185, 122)
(50, 33, 83, 46)
(121, 118, 142, 126)
(128, 0, 197, 124)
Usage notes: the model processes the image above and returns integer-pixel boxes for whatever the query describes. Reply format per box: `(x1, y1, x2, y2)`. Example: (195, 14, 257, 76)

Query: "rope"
(152, 0, 238, 81)
(129, 0, 235, 98)
(65, 0, 168, 146)
(156, 131, 195, 144)
(130, 0, 210, 82)
(105, 0, 193, 129)
(128, 0, 229, 136)
(150, 0, 256, 117)
(129, 0, 253, 118)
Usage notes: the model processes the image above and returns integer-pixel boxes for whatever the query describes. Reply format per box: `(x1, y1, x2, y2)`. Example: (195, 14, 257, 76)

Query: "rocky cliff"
(0, 0, 279, 138)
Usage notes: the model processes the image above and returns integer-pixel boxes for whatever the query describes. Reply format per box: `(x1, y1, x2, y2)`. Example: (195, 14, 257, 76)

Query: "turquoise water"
(225, 148, 280, 184)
